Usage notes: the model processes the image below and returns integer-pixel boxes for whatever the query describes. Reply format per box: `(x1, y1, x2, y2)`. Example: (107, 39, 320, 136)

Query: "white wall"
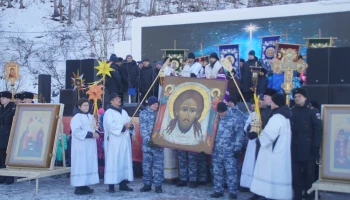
(131, 1, 350, 61)
(113, 40, 132, 60)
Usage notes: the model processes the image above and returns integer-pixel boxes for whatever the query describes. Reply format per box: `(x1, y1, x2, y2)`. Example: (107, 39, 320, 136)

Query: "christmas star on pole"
(71, 71, 85, 91)
(95, 60, 114, 78)
(86, 84, 104, 116)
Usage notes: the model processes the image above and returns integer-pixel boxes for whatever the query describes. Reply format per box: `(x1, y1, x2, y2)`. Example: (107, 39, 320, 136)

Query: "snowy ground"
(0, 176, 350, 200)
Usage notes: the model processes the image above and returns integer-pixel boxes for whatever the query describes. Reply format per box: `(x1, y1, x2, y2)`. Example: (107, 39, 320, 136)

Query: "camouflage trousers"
(212, 152, 238, 194)
(142, 149, 164, 187)
(178, 150, 207, 182)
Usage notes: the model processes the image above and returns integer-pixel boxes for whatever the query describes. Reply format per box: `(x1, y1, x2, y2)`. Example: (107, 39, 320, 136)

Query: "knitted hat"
(0, 91, 12, 99)
(249, 50, 255, 56)
(148, 96, 159, 106)
(117, 57, 124, 62)
(263, 88, 277, 97)
(109, 54, 118, 63)
(22, 92, 34, 99)
(239, 58, 245, 63)
(209, 53, 219, 60)
(272, 93, 286, 107)
(292, 88, 307, 98)
(14, 93, 23, 100)
(187, 53, 195, 59)
(143, 58, 150, 62)
(156, 61, 163, 66)
(217, 102, 228, 113)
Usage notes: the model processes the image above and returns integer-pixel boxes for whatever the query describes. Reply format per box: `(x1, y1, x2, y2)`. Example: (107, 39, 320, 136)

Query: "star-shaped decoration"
(95, 60, 114, 78)
(86, 84, 104, 102)
(71, 71, 85, 91)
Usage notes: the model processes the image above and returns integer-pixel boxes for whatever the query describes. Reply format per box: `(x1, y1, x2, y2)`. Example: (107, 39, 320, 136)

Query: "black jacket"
(139, 65, 157, 96)
(120, 60, 140, 92)
(0, 102, 16, 148)
(257, 75, 269, 95)
(291, 102, 323, 161)
(241, 58, 261, 92)
(105, 63, 123, 94)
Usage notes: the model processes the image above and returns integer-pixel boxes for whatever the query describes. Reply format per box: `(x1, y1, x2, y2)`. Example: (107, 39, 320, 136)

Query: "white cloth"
(164, 65, 175, 76)
(250, 114, 292, 200)
(70, 113, 99, 187)
(181, 62, 203, 78)
(240, 112, 257, 188)
(103, 108, 134, 184)
(205, 61, 222, 79)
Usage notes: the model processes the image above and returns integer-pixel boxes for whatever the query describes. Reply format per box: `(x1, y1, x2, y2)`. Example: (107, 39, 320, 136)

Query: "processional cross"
(271, 48, 308, 106)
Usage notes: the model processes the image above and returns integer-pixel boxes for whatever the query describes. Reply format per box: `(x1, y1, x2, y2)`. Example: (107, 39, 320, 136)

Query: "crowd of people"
(0, 50, 321, 200)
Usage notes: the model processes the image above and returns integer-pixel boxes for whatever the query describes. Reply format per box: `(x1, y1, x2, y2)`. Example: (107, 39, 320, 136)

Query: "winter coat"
(105, 63, 123, 94)
(257, 75, 269, 95)
(291, 102, 322, 161)
(227, 75, 240, 99)
(0, 102, 16, 148)
(139, 65, 157, 96)
(241, 58, 261, 92)
(120, 60, 140, 92)
(267, 73, 284, 94)
(140, 107, 162, 153)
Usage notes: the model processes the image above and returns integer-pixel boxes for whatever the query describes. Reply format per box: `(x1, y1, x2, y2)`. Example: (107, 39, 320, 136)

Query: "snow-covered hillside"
(0, 0, 321, 94)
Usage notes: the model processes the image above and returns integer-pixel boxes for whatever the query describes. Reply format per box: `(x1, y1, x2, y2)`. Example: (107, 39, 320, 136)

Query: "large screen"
(141, 12, 350, 62)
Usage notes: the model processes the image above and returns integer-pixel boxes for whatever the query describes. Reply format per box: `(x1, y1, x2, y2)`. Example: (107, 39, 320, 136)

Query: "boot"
(210, 192, 224, 198)
(189, 181, 197, 188)
(155, 186, 163, 193)
(0, 176, 6, 184)
(198, 181, 206, 186)
(176, 180, 187, 187)
(140, 184, 152, 192)
(119, 180, 133, 191)
(239, 186, 250, 192)
(108, 184, 115, 193)
(83, 186, 94, 194)
(229, 193, 237, 199)
(4, 177, 14, 185)
(74, 186, 89, 195)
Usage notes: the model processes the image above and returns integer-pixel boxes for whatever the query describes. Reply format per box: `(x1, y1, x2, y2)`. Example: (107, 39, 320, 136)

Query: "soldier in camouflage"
(139, 96, 164, 193)
(210, 102, 245, 199)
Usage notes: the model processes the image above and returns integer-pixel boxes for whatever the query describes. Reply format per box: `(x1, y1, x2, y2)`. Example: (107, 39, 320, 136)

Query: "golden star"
(95, 60, 114, 78)
(86, 84, 104, 102)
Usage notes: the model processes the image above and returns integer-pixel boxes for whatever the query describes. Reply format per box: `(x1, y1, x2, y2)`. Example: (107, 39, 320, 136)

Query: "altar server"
(70, 98, 99, 195)
(104, 93, 134, 193)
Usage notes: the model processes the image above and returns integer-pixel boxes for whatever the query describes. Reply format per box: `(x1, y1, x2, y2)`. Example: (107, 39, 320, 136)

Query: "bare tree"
(68, 0, 72, 25)
(19, 0, 25, 9)
(59, 0, 63, 22)
(7, 0, 13, 8)
(78, 0, 82, 20)
(53, 0, 59, 17)
(88, 0, 91, 31)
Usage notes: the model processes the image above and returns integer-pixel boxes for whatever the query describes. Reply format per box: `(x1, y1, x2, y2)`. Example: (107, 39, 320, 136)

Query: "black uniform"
(0, 101, 16, 184)
(291, 102, 322, 200)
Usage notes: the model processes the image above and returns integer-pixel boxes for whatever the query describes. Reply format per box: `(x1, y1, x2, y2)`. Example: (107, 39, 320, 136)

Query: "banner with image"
(218, 44, 240, 79)
(261, 36, 280, 73)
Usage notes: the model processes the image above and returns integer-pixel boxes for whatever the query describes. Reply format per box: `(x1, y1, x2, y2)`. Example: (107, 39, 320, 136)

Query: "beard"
(178, 121, 193, 134)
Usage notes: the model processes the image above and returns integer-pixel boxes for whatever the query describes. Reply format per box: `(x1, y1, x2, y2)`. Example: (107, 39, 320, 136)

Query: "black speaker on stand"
(306, 48, 330, 85)
(38, 74, 51, 103)
(329, 47, 350, 84)
(60, 89, 77, 116)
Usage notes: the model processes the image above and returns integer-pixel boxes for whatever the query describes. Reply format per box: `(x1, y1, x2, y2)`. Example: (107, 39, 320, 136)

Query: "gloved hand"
(311, 146, 320, 155)
(147, 140, 159, 148)
(248, 132, 258, 140)
(233, 151, 241, 159)
(190, 73, 197, 78)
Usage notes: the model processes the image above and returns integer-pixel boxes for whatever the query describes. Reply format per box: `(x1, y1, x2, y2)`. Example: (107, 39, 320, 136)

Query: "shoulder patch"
(316, 113, 321, 119)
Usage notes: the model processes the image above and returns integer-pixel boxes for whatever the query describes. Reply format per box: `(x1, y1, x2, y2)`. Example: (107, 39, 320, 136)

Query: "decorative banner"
(306, 38, 335, 48)
(195, 55, 209, 67)
(71, 70, 85, 92)
(86, 84, 103, 117)
(261, 36, 280, 73)
(218, 44, 240, 79)
(163, 49, 186, 73)
(276, 43, 301, 57)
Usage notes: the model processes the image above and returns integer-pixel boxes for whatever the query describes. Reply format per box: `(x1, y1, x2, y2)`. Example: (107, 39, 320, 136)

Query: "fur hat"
(0, 91, 12, 99)
(272, 93, 286, 107)
(147, 96, 159, 106)
(22, 92, 34, 99)
(209, 52, 219, 60)
(249, 50, 255, 56)
(14, 93, 23, 100)
(263, 88, 277, 97)
(217, 102, 228, 113)
(187, 53, 195, 59)
(292, 88, 307, 98)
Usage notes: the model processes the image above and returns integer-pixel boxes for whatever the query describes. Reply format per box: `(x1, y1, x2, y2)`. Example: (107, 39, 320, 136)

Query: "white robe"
(205, 61, 222, 79)
(181, 62, 203, 78)
(70, 113, 99, 187)
(240, 111, 257, 188)
(103, 108, 134, 184)
(250, 114, 292, 200)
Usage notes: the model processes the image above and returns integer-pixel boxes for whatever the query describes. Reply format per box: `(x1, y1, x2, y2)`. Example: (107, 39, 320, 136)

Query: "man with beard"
(0, 91, 16, 184)
(181, 53, 203, 78)
(120, 55, 140, 103)
(205, 53, 224, 79)
(139, 59, 157, 105)
(291, 88, 322, 200)
(240, 50, 261, 102)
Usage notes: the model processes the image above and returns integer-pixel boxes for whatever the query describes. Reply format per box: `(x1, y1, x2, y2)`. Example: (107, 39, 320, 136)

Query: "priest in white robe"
(250, 93, 292, 200)
(180, 52, 203, 78)
(204, 53, 223, 79)
(70, 98, 99, 195)
(104, 93, 134, 193)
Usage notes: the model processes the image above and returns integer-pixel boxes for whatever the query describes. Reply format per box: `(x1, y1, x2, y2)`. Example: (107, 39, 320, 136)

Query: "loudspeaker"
(80, 59, 99, 85)
(60, 89, 77, 116)
(301, 84, 329, 105)
(329, 84, 350, 104)
(306, 48, 330, 84)
(329, 47, 350, 84)
(38, 74, 51, 103)
(65, 60, 81, 89)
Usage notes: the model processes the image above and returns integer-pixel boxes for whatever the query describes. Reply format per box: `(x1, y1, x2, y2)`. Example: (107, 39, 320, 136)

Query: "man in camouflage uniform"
(177, 151, 207, 188)
(210, 102, 245, 199)
(139, 96, 164, 193)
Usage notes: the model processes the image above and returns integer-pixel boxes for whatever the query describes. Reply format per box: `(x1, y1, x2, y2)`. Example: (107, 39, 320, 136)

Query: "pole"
(102, 77, 106, 109)
(228, 71, 251, 115)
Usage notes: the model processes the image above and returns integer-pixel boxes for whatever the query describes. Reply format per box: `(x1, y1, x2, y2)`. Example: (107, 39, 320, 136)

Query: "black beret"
(263, 88, 277, 97)
(217, 102, 228, 113)
(0, 91, 12, 99)
(14, 93, 23, 100)
(22, 92, 34, 99)
(292, 88, 307, 98)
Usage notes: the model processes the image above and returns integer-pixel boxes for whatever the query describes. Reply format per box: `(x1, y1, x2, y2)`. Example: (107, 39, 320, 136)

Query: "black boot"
(229, 193, 237, 199)
(119, 180, 133, 191)
(74, 186, 89, 195)
(189, 181, 197, 188)
(108, 184, 115, 193)
(83, 186, 94, 194)
(4, 177, 14, 185)
(140, 184, 152, 192)
(0, 176, 6, 184)
(155, 186, 163, 193)
(176, 180, 187, 187)
(210, 192, 224, 198)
